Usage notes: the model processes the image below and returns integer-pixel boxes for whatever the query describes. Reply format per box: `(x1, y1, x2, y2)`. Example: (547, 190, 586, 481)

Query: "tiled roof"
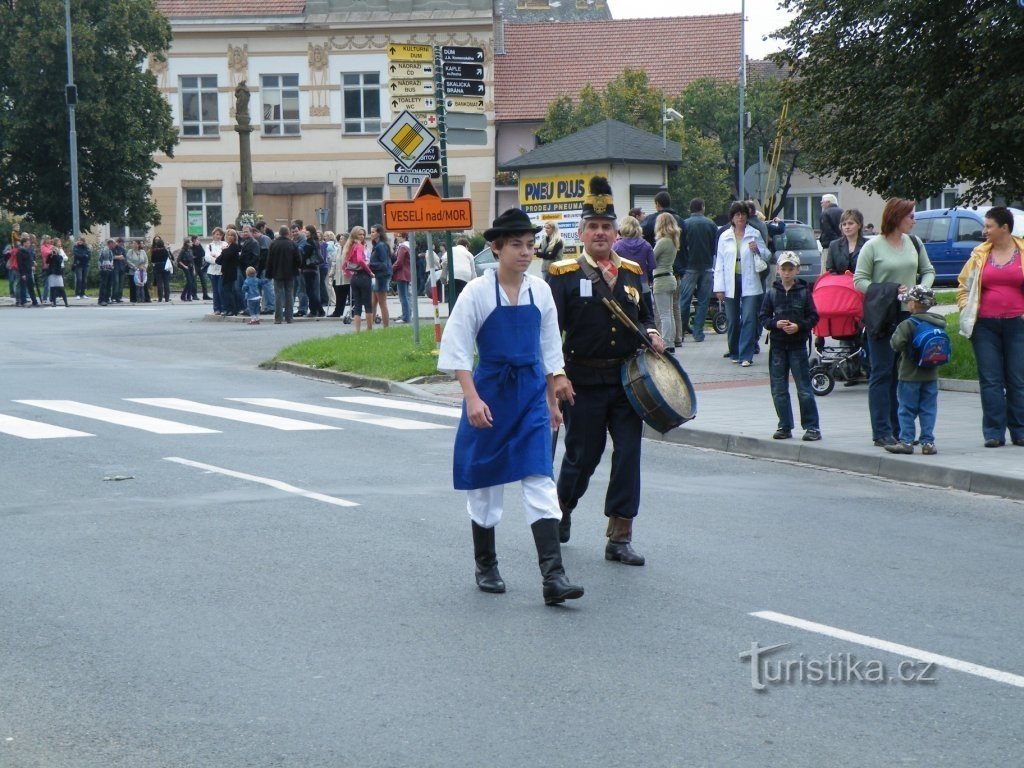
(500, 118, 681, 170)
(155, 0, 306, 17)
(495, 14, 742, 122)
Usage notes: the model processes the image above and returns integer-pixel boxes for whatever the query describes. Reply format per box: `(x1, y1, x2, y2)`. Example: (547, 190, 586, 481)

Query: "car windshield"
(780, 226, 817, 250)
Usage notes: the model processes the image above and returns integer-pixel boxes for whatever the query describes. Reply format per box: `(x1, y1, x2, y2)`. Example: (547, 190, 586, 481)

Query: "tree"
(0, 0, 177, 234)
(773, 0, 1024, 204)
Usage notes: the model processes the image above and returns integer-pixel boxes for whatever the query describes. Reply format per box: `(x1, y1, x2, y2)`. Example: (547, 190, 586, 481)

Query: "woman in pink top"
(341, 226, 374, 332)
(957, 207, 1024, 447)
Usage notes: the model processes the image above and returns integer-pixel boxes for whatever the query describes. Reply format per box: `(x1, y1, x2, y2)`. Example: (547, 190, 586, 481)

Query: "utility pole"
(737, 0, 746, 201)
(64, 0, 81, 236)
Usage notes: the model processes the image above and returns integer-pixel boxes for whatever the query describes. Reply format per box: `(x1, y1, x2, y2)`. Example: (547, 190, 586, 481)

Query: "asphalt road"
(2, 304, 1023, 767)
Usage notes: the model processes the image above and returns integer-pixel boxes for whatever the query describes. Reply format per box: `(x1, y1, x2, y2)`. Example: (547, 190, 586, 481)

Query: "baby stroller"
(809, 272, 870, 396)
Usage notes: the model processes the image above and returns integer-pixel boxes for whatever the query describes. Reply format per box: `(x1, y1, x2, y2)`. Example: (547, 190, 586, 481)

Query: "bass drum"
(620, 349, 698, 434)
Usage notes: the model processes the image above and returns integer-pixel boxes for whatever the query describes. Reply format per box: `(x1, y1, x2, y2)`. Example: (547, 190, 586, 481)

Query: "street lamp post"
(64, 0, 80, 237)
(737, 0, 746, 201)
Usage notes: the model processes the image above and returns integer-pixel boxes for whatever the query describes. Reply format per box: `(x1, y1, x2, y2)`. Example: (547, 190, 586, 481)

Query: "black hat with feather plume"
(580, 175, 616, 220)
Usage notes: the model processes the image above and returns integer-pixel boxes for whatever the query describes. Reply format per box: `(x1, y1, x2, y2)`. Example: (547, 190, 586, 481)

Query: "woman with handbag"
(714, 201, 768, 367)
(151, 236, 173, 302)
(535, 220, 563, 280)
(652, 212, 681, 352)
(342, 227, 374, 332)
(854, 198, 935, 447)
(957, 207, 1024, 447)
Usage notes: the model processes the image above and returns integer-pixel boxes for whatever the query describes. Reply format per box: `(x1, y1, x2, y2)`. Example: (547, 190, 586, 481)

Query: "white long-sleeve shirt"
(437, 270, 564, 375)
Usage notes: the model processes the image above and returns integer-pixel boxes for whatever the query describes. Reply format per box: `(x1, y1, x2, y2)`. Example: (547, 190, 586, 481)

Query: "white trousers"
(466, 475, 562, 528)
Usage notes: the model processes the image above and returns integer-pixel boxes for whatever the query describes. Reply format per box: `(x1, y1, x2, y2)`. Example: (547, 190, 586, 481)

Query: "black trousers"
(557, 382, 642, 519)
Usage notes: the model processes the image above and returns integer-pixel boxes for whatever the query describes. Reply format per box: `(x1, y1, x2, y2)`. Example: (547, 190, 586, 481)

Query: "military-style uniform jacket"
(548, 251, 656, 386)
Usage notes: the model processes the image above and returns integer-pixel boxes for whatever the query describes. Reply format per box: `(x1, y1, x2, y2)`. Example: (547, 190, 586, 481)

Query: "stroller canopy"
(813, 272, 864, 340)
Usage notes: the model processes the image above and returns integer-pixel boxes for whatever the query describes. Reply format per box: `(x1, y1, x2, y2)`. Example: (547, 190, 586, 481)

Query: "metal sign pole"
(409, 229, 420, 344)
(433, 45, 457, 311)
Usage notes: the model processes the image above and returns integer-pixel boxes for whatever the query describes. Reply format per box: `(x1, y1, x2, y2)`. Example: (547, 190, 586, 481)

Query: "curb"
(263, 361, 392, 392)
(646, 425, 1023, 501)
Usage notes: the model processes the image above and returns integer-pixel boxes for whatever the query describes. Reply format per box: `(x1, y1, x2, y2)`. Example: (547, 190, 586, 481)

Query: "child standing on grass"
(758, 251, 821, 441)
(887, 285, 947, 455)
(243, 266, 262, 325)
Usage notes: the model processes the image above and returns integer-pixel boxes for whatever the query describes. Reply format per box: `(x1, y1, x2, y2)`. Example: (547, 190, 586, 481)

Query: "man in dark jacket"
(641, 190, 684, 246)
(16, 236, 39, 306)
(72, 237, 91, 299)
(675, 198, 719, 342)
(758, 252, 820, 441)
(819, 194, 843, 249)
(266, 226, 300, 324)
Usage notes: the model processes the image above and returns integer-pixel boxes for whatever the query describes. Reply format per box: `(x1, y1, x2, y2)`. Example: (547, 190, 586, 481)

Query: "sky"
(604, 0, 795, 59)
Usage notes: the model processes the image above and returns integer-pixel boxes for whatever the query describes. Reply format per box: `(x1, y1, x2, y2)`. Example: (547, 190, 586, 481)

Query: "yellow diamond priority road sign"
(378, 110, 437, 169)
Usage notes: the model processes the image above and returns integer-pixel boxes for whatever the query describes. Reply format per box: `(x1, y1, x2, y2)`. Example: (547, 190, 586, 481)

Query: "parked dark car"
(912, 206, 1024, 285)
(770, 221, 822, 280)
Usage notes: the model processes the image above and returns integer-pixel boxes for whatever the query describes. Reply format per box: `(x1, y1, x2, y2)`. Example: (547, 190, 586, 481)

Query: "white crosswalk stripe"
(15, 400, 219, 435)
(127, 398, 339, 431)
(327, 395, 462, 418)
(229, 398, 452, 430)
(0, 413, 93, 440)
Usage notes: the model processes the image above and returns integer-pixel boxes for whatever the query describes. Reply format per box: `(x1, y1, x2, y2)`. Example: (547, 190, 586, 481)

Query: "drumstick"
(602, 297, 661, 356)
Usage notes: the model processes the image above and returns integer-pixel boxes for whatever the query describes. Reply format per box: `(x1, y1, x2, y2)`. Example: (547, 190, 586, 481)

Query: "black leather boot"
(471, 522, 505, 593)
(557, 500, 572, 544)
(605, 516, 645, 566)
(531, 518, 584, 605)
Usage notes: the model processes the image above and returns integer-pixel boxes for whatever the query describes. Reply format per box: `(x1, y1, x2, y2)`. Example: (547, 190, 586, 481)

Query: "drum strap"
(578, 257, 655, 353)
(578, 256, 620, 307)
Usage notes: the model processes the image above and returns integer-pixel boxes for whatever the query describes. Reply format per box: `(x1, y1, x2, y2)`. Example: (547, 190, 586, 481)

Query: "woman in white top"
(714, 201, 768, 366)
(205, 226, 226, 314)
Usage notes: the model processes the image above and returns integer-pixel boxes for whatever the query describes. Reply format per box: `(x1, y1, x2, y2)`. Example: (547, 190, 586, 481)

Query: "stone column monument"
(234, 81, 255, 219)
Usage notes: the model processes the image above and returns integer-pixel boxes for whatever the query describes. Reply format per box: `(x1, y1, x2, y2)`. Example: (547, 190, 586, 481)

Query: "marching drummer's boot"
(605, 516, 646, 566)
(471, 522, 505, 593)
(557, 499, 572, 543)
(531, 518, 584, 605)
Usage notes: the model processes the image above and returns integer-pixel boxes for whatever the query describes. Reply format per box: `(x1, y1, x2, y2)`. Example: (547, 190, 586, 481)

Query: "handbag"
(753, 252, 769, 273)
(164, 256, 174, 273)
(958, 263, 981, 339)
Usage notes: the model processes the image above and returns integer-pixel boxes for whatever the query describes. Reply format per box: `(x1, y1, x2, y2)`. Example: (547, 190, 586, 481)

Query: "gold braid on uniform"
(548, 258, 581, 276)
(617, 257, 643, 276)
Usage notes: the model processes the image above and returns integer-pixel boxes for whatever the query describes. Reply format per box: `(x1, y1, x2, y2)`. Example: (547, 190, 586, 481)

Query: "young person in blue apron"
(437, 209, 584, 606)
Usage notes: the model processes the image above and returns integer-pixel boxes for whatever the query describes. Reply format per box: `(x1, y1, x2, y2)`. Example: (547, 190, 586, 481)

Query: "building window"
(261, 74, 300, 135)
(783, 193, 836, 231)
(345, 186, 384, 230)
(180, 75, 219, 136)
(185, 188, 223, 237)
(915, 189, 958, 212)
(111, 225, 150, 241)
(343, 73, 381, 134)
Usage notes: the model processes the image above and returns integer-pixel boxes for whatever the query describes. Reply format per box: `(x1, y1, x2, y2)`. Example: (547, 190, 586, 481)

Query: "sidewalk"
(401, 324, 1024, 502)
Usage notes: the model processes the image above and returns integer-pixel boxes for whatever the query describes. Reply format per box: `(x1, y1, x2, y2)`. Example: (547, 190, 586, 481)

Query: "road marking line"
(128, 398, 339, 431)
(751, 610, 1024, 689)
(327, 395, 462, 418)
(0, 413, 93, 439)
(164, 457, 358, 507)
(230, 398, 451, 430)
(16, 400, 218, 435)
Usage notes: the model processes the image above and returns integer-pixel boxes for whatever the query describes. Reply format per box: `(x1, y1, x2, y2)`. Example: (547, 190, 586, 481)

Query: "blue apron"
(453, 277, 552, 490)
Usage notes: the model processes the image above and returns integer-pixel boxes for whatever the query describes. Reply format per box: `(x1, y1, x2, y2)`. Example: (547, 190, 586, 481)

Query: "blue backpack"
(909, 318, 951, 368)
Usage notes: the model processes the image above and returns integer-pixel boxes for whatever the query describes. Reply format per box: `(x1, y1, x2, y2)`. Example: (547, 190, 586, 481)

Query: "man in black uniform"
(549, 177, 665, 566)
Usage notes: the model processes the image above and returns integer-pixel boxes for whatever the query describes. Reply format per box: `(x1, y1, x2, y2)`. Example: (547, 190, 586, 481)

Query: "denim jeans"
(970, 316, 1024, 442)
(396, 280, 411, 322)
(769, 345, 819, 430)
(897, 380, 938, 444)
(220, 276, 237, 314)
(112, 264, 125, 301)
(197, 267, 210, 298)
(303, 270, 323, 316)
(73, 264, 88, 297)
(7, 268, 18, 298)
(19, 273, 37, 305)
(209, 274, 223, 313)
(867, 328, 903, 440)
(273, 279, 295, 323)
(654, 288, 675, 342)
(296, 275, 308, 313)
(98, 270, 113, 304)
(723, 274, 761, 361)
(679, 269, 714, 341)
(260, 277, 275, 312)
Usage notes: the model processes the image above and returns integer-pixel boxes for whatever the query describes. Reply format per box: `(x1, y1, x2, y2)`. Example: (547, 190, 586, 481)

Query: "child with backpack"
(886, 285, 950, 455)
(242, 266, 262, 325)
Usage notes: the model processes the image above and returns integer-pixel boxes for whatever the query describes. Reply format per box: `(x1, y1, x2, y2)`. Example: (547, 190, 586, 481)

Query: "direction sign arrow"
(442, 80, 485, 97)
(390, 95, 436, 112)
(442, 63, 484, 81)
(387, 43, 433, 62)
(444, 96, 485, 114)
(394, 162, 441, 176)
(384, 177, 473, 232)
(440, 46, 485, 64)
(388, 62, 433, 79)
(389, 78, 434, 96)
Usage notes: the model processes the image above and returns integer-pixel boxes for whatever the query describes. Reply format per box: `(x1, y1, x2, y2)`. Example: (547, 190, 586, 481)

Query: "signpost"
(387, 171, 432, 187)
(388, 62, 433, 79)
(377, 110, 436, 169)
(388, 78, 434, 96)
(441, 79, 485, 97)
(389, 95, 436, 113)
(393, 162, 440, 177)
(383, 177, 472, 232)
(440, 46, 484, 64)
(442, 63, 484, 80)
(444, 97, 485, 114)
(387, 43, 433, 62)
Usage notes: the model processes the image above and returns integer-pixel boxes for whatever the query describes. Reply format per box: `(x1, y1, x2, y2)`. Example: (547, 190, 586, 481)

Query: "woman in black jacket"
(216, 229, 241, 315)
(300, 224, 325, 318)
(151, 236, 173, 302)
(825, 208, 867, 275)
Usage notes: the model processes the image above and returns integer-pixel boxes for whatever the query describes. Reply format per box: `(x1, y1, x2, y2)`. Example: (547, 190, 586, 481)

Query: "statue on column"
(234, 80, 251, 128)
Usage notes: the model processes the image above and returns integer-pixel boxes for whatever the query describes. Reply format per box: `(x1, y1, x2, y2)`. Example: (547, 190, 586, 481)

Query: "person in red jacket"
(392, 232, 413, 323)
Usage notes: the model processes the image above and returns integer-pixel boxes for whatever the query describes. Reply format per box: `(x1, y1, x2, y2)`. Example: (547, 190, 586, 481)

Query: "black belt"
(566, 353, 630, 369)
(653, 272, 671, 278)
